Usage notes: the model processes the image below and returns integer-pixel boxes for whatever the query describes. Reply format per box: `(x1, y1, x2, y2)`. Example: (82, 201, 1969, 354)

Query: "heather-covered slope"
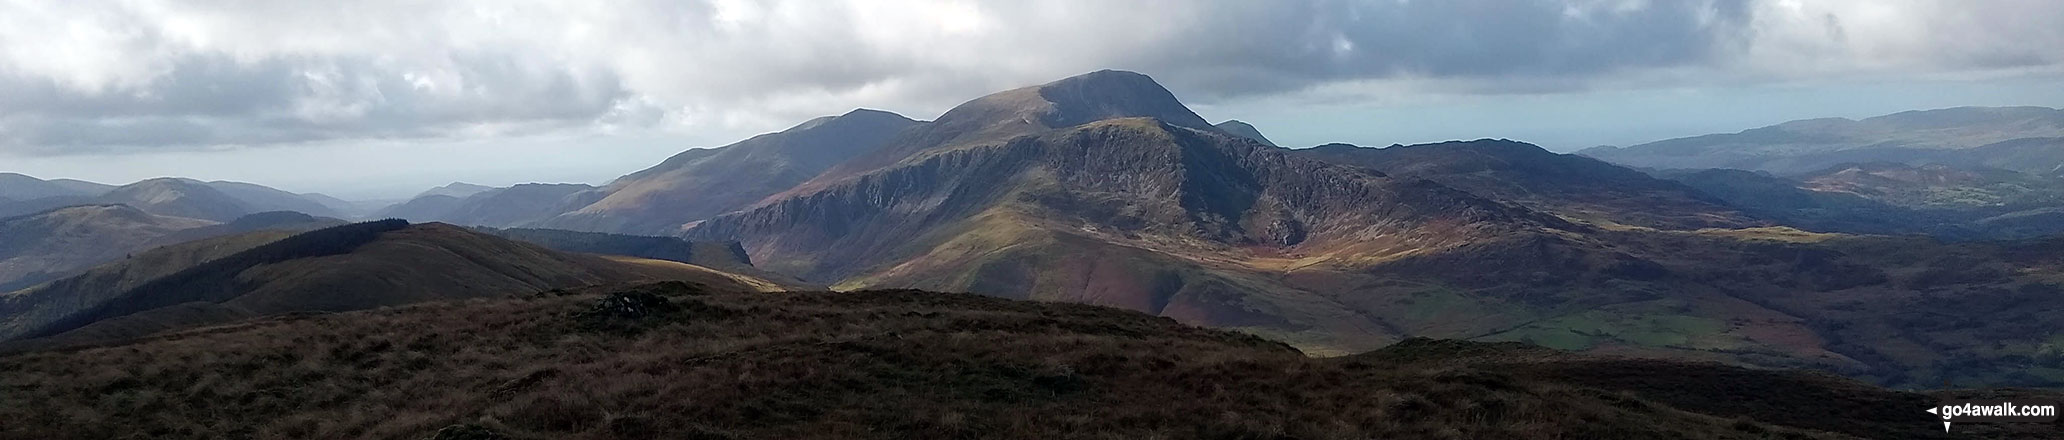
(0, 221, 780, 346)
(540, 109, 920, 235)
(1294, 140, 1763, 230)
(8, 282, 2046, 439)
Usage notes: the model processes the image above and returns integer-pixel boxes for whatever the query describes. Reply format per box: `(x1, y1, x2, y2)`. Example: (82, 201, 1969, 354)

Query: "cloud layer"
(1, 0, 2059, 154)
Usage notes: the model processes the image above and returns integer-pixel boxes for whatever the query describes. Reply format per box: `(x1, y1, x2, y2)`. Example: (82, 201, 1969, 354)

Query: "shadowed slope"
(1295, 140, 1763, 230)
(0, 221, 777, 346)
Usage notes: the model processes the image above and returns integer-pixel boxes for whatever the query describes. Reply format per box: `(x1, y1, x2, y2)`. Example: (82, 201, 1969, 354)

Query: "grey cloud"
(0, 0, 2056, 155)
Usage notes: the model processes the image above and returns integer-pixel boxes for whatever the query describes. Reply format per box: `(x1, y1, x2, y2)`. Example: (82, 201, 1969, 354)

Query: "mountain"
(0, 220, 783, 345)
(415, 182, 497, 199)
(0, 173, 110, 200)
(662, 71, 2064, 389)
(1293, 140, 1764, 230)
(0, 205, 216, 292)
(93, 178, 254, 222)
(540, 109, 921, 235)
(2, 283, 2052, 438)
(1581, 106, 2064, 174)
(1213, 119, 1277, 147)
(686, 71, 1580, 350)
(791, 70, 1218, 191)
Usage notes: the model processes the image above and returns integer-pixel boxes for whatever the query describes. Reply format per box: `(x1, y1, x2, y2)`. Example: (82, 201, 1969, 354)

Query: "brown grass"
(0, 283, 2050, 439)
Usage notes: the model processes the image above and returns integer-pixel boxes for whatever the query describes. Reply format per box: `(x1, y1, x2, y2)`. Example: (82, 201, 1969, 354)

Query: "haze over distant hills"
(1581, 106, 2064, 175)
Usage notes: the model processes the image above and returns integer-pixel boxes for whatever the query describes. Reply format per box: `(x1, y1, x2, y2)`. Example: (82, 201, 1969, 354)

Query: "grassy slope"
(8, 282, 2050, 439)
(0, 205, 218, 292)
(0, 222, 777, 349)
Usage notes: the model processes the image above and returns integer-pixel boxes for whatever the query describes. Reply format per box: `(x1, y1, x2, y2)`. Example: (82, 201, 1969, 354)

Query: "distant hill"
(374, 193, 463, 220)
(295, 192, 377, 218)
(139, 211, 346, 248)
(541, 109, 920, 235)
(1293, 139, 1764, 230)
(1213, 119, 1277, 147)
(196, 180, 340, 217)
(1796, 162, 2064, 211)
(1581, 106, 2064, 174)
(0, 173, 111, 201)
(0, 221, 783, 345)
(1, 283, 2052, 438)
(94, 178, 254, 222)
(2, 175, 343, 221)
(376, 183, 599, 228)
(0, 205, 216, 292)
(414, 182, 496, 199)
(1655, 165, 2064, 239)
(0, 195, 97, 218)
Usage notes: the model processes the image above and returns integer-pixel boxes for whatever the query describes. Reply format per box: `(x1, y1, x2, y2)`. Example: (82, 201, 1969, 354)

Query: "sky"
(3, 0, 2062, 199)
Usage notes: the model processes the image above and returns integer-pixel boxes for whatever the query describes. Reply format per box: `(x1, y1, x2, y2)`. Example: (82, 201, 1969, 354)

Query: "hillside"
(1581, 106, 2064, 174)
(686, 71, 1583, 355)
(1213, 119, 1277, 147)
(476, 227, 800, 286)
(6, 282, 2050, 439)
(379, 184, 599, 228)
(94, 178, 254, 222)
(0, 221, 781, 346)
(1797, 162, 2064, 211)
(1294, 140, 1763, 230)
(197, 180, 341, 218)
(0, 173, 109, 201)
(541, 109, 921, 235)
(0, 205, 216, 292)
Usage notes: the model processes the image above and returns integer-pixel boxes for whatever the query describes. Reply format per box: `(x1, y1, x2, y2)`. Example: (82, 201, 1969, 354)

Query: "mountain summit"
(799, 70, 1216, 187)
